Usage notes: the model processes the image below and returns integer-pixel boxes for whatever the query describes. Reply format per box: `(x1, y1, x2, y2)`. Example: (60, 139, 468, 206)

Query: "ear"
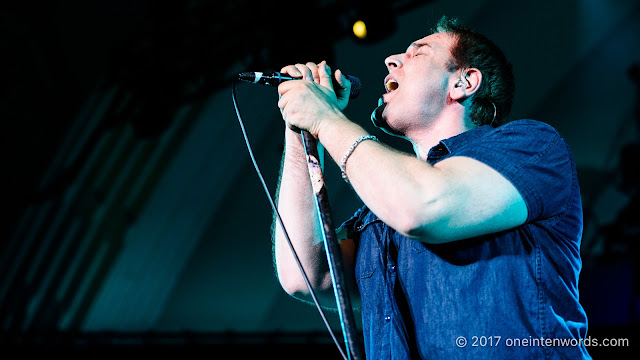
(450, 68, 482, 102)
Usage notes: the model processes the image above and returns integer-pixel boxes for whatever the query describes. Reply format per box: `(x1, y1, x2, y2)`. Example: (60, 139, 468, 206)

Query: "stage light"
(349, 3, 396, 43)
(352, 20, 367, 39)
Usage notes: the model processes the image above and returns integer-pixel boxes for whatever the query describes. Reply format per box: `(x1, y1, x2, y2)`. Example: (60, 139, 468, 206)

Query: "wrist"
(339, 135, 380, 183)
(315, 111, 350, 142)
(283, 128, 305, 159)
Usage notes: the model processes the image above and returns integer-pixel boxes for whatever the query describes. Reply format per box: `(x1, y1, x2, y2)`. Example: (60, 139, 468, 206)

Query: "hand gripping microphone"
(232, 69, 365, 360)
(238, 71, 361, 99)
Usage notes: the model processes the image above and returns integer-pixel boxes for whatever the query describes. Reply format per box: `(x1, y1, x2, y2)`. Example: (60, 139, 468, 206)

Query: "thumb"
(334, 69, 352, 96)
(318, 60, 335, 92)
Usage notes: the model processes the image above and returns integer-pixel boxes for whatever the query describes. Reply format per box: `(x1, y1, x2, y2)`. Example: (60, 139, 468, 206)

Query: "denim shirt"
(339, 120, 590, 359)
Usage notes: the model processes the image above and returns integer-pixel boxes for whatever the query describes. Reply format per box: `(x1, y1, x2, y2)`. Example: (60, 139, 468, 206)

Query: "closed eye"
(407, 41, 432, 57)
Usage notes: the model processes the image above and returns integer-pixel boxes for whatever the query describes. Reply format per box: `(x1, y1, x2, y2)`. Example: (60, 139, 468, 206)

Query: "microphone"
(238, 71, 361, 99)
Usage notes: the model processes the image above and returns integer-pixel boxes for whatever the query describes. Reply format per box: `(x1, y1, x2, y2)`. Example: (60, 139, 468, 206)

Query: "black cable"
(231, 79, 349, 360)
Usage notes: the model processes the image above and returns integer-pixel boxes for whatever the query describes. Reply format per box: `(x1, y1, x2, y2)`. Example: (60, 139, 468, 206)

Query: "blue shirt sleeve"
(452, 120, 575, 223)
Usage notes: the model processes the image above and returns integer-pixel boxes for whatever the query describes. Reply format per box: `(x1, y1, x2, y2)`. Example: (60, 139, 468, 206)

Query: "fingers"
(305, 62, 320, 83)
(280, 63, 311, 82)
(276, 60, 343, 136)
(317, 61, 334, 92)
(278, 61, 334, 98)
(281, 61, 330, 84)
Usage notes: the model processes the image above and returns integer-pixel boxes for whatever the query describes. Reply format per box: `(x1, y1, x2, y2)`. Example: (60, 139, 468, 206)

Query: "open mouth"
(385, 77, 399, 93)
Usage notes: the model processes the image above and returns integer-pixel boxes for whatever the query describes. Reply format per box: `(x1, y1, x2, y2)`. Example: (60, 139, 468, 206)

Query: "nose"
(385, 54, 403, 72)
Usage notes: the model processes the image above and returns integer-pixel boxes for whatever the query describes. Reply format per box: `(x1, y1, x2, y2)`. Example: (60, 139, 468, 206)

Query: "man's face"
(379, 32, 457, 135)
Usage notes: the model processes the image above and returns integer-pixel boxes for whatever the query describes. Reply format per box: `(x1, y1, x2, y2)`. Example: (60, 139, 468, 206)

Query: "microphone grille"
(345, 74, 361, 98)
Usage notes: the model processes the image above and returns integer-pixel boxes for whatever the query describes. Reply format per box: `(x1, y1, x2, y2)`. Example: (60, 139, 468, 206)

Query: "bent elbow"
(394, 201, 453, 244)
(276, 265, 308, 297)
(386, 180, 451, 242)
(277, 266, 332, 300)
(401, 223, 447, 243)
(278, 275, 309, 298)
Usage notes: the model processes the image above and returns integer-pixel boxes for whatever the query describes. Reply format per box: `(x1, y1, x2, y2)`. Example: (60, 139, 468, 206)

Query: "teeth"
(386, 79, 398, 92)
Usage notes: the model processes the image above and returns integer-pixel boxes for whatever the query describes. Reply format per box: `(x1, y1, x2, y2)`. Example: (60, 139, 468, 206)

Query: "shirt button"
(389, 265, 396, 272)
(384, 315, 391, 322)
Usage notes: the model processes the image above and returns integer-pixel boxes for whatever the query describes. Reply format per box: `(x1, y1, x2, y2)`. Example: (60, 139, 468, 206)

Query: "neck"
(405, 112, 472, 161)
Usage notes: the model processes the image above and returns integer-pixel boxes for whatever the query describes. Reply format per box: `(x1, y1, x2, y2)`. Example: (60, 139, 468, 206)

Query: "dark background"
(1, 0, 638, 358)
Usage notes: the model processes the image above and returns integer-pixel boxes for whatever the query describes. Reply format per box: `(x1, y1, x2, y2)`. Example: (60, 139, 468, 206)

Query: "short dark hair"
(434, 16, 515, 126)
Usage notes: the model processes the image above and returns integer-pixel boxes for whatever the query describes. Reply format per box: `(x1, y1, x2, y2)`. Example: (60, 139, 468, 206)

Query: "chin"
(371, 102, 404, 137)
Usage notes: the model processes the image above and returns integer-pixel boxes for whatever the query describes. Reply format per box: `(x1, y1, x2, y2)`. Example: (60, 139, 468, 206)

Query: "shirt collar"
(426, 125, 494, 164)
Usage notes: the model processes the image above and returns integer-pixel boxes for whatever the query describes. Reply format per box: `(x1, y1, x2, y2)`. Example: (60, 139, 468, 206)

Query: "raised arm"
(272, 61, 359, 308)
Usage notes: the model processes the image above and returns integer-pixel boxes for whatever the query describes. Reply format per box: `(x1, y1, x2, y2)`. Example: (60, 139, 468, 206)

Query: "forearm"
(273, 128, 333, 297)
(317, 116, 447, 239)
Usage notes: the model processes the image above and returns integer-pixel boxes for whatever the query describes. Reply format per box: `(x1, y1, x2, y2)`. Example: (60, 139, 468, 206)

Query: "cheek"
(403, 81, 442, 109)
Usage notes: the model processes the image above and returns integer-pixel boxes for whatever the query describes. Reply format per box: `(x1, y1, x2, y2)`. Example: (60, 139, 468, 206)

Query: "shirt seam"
(534, 140, 577, 227)
(535, 243, 551, 360)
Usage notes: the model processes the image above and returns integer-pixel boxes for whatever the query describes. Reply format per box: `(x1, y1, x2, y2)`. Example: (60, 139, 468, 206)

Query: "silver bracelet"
(340, 135, 379, 183)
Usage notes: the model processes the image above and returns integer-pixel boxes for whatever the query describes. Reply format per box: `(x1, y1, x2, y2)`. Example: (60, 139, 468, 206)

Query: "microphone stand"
(300, 130, 364, 360)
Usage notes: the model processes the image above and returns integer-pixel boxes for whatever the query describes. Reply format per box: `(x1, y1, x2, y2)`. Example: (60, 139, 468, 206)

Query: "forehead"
(407, 32, 455, 53)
